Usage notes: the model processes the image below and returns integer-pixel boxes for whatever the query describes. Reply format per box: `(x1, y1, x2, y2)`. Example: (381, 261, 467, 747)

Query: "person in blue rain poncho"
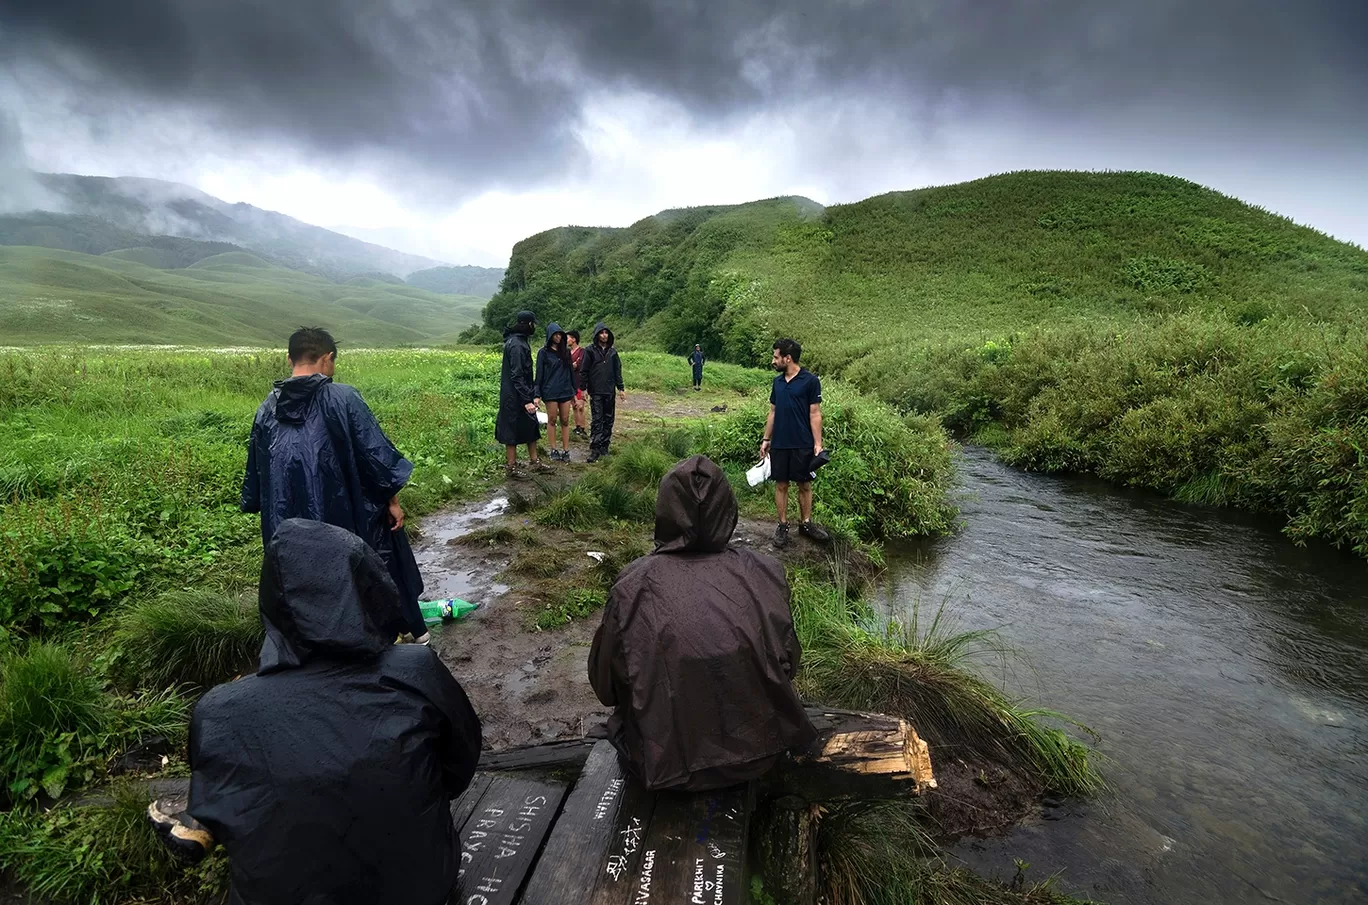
(240, 327, 428, 640)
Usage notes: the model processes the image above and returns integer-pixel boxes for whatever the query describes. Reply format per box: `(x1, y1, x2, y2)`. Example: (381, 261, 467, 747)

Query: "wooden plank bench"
(452, 707, 933, 905)
(452, 740, 752, 905)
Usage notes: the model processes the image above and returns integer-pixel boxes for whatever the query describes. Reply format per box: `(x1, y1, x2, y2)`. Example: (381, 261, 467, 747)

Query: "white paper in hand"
(745, 457, 771, 487)
(536, 411, 548, 425)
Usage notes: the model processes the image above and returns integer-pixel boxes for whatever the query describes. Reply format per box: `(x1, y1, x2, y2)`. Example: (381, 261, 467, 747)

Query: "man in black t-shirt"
(760, 339, 831, 549)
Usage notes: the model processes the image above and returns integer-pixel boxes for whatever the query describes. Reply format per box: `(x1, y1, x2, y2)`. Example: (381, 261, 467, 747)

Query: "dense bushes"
(864, 315, 1368, 554)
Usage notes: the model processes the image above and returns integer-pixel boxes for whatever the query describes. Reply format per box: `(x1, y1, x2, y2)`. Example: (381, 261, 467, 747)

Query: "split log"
(775, 706, 937, 801)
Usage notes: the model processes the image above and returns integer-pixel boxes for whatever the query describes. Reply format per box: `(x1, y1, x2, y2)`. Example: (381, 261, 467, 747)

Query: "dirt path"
(409, 389, 830, 753)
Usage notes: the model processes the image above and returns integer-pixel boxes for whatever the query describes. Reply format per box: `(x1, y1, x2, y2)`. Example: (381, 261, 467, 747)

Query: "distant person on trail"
(582, 321, 626, 463)
(497, 310, 551, 480)
(588, 455, 816, 791)
(689, 344, 706, 391)
(161, 519, 482, 905)
(535, 322, 576, 462)
(567, 329, 589, 440)
(761, 338, 830, 549)
(240, 326, 428, 641)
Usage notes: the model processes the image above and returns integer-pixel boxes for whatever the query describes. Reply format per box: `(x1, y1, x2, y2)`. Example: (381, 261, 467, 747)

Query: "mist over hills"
(2, 172, 446, 281)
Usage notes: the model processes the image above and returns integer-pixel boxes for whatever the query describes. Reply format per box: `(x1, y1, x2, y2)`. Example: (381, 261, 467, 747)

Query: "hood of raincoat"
(593, 320, 615, 347)
(257, 518, 408, 674)
(545, 321, 566, 346)
(654, 456, 737, 554)
(273, 373, 331, 424)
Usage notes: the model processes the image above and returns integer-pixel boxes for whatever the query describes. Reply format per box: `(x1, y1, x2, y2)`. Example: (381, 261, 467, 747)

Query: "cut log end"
(789, 707, 937, 796)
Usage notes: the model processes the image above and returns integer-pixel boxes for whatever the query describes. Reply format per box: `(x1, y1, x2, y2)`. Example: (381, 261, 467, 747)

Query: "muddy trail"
(409, 389, 814, 751)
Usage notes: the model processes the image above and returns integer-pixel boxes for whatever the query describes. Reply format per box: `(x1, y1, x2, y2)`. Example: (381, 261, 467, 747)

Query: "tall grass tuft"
(0, 643, 191, 802)
(535, 484, 605, 532)
(609, 442, 675, 488)
(112, 590, 264, 690)
(791, 571, 1101, 798)
(816, 801, 1095, 905)
(0, 781, 229, 905)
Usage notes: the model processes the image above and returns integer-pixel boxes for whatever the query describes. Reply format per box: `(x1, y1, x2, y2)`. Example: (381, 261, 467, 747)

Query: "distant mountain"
(13, 173, 446, 281)
(405, 265, 504, 298)
(0, 244, 487, 346)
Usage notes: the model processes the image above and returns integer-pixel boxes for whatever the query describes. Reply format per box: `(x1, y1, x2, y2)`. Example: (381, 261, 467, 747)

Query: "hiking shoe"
(531, 459, 555, 474)
(559, 449, 572, 463)
(148, 797, 213, 864)
(505, 465, 529, 481)
(773, 523, 791, 549)
(800, 521, 832, 544)
(573, 427, 588, 439)
(586, 451, 601, 464)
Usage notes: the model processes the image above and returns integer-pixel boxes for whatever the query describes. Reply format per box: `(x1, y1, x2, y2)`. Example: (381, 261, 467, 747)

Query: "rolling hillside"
(0, 245, 486, 346)
(13, 173, 445, 280)
(405, 264, 505, 299)
(474, 172, 1367, 368)
(473, 170, 1368, 555)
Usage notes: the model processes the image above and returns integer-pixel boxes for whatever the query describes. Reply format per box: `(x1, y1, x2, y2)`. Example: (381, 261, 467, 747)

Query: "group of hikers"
(153, 323, 831, 903)
(497, 311, 710, 477)
(497, 311, 624, 476)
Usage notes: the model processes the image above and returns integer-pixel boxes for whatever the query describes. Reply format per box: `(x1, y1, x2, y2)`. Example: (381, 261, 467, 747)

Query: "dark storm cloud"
(1, 0, 1364, 201)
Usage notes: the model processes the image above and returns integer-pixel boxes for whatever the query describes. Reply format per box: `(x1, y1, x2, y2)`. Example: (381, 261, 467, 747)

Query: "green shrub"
(112, 591, 263, 690)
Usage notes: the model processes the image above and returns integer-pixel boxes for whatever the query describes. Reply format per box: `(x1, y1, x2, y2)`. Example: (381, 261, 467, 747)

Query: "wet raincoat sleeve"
(533, 347, 546, 400)
(510, 342, 535, 404)
(587, 606, 621, 707)
(386, 649, 484, 797)
(340, 388, 413, 502)
(613, 352, 624, 391)
(239, 415, 263, 514)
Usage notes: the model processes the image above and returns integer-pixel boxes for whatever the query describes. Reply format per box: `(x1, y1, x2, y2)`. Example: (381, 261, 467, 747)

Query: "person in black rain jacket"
(534, 321, 576, 463)
(187, 518, 482, 905)
(496, 310, 550, 479)
(240, 327, 427, 639)
(581, 321, 626, 463)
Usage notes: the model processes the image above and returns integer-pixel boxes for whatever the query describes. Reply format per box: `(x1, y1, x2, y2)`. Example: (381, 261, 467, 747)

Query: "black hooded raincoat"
(240, 373, 425, 634)
(188, 519, 482, 905)
(588, 456, 816, 790)
(496, 324, 541, 445)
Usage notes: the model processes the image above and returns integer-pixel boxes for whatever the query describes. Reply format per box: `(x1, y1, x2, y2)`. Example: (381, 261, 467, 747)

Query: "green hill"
(0, 212, 247, 268)
(476, 172, 1365, 365)
(475, 171, 1368, 555)
(0, 245, 487, 346)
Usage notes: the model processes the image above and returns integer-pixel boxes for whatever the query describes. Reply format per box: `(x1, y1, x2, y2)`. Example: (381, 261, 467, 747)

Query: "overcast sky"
(1, 0, 1364, 267)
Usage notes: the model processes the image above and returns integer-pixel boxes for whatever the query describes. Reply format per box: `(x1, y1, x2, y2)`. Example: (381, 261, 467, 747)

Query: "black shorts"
(770, 447, 813, 484)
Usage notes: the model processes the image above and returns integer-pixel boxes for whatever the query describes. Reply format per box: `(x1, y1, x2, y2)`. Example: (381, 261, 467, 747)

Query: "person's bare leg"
(774, 481, 790, 524)
(574, 399, 586, 432)
(527, 441, 539, 464)
(798, 482, 813, 522)
(505, 444, 517, 467)
(557, 402, 571, 451)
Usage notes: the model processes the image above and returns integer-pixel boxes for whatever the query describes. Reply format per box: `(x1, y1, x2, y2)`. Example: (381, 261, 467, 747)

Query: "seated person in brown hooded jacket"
(588, 455, 816, 791)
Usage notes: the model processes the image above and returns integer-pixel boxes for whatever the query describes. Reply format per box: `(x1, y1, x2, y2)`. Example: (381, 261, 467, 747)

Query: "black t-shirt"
(769, 368, 822, 449)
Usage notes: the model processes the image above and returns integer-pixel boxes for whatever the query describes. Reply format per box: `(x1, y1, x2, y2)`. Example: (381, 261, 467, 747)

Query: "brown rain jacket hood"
(588, 456, 816, 790)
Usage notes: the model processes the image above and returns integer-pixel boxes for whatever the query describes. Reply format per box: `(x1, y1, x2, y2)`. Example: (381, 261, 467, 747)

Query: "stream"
(879, 447, 1368, 904)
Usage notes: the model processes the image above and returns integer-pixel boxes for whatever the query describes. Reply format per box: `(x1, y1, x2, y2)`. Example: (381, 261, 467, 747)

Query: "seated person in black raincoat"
(240, 326, 428, 640)
(588, 455, 817, 790)
(181, 519, 481, 905)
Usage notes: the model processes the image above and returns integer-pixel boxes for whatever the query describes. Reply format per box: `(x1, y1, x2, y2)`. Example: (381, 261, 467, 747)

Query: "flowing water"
(880, 447, 1368, 904)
